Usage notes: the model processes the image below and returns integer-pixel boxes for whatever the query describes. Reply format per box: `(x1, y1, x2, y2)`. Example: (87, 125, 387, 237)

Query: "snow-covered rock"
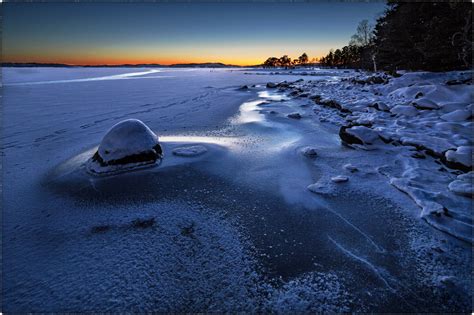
(411, 98, 439, 110)
(307, 180, 333, 195)
(87, 119, 162, 174)
(287, 112, 302, 119)
(331, 175, 349, 183)
(266, 82, 277, 88)
(449, 171, 474, 198)
(172, 145, 208, 157)
(300, 146, 318, 158)
(390, 105, 419, 117)
(340, 126, 380, 146)
(444, 146, 472, 172)
(440, 109, 471, 122)
(343, 163, 358, 172)
(448, 180, 473, 198)
(372, 101, 390, 111)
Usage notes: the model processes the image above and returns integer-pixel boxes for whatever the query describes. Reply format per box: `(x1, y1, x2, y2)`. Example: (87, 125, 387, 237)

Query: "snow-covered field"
(1, 67, 472, 312)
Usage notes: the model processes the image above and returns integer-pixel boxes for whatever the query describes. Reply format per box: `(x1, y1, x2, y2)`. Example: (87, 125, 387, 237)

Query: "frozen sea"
(1, 67, 471, 312)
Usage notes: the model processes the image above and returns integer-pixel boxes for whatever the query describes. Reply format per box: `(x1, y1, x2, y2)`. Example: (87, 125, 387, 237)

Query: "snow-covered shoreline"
(259, 69, 472, 243)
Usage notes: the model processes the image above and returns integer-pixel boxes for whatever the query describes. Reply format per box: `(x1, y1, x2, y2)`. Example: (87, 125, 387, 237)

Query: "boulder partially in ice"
(300, 146, 318, 158)
(343, 163, 359, 173)
(287, 112, 302, 119)
(371, 101, 390, 112)
(448, 172, 474, 198)
(331, 175, 349, 183)
(307, 181, 333, 195)
(339, 125, 380, 146)
(87, 119, 163, 174)
(266, 82, 277, 88)
(443, 146, 472, 172)
(412, 98, 439, 110)
(172, 145, 208, 157)
(448, 180, 473, 198)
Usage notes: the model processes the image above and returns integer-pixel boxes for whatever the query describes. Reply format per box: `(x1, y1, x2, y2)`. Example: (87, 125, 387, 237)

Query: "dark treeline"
(320, 1, 472, 72)
(263, 53, 310, 68)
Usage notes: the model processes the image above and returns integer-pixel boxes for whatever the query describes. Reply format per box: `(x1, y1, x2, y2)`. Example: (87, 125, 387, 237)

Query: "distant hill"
(1, 62, 242, 68)
(169, 62, 239, 68)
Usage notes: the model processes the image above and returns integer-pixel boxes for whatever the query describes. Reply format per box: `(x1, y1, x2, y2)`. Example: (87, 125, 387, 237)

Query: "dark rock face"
(266, 82, 277, 88)
(441, 152, 472, 173)
(370, 102, 390, 112)
(351, 76, 389, 85)
(132, 218, 156, 229)
(339, 126, 363, 145)
(411, 152, 426, 159)
(309, 95, 322, 103)
(91, 144, 163, 167)
(415, 92, 424, 98)
(412, 99, 439, 110)
(287, 112, 302, 119)
(446, 78, 472, 85)
(277, 81, 290, 88)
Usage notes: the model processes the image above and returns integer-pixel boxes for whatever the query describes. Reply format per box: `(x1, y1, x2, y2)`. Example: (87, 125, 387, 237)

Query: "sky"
(2, 2, 387, 66)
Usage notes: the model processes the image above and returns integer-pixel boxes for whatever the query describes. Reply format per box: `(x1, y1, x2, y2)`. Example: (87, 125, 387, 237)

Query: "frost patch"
(172, 145, 208, 157)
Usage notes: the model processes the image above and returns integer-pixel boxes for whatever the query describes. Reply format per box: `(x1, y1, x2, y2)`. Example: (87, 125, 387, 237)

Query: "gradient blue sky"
(3, 2, 387, 65)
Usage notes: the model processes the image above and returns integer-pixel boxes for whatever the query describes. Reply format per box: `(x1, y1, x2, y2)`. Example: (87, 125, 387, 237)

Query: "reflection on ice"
(258, 90, 288, 101)
(234, 100, 268, 123)
(5, 69, 165, 86)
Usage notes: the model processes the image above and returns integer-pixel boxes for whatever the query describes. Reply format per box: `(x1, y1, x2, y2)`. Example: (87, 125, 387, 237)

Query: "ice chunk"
(448, 171, 473, 197)
(445, 146, 472, 170)
(343, 163, 359, 172)
(440, 109, 471, 122)
(412, 98, 439, 110)
(172, 145, 208, 157)
(331, 175, 349, 183)
(87, 119, 162, 174)
(390, 105, 418, 117)
(448, 180, 473, 198)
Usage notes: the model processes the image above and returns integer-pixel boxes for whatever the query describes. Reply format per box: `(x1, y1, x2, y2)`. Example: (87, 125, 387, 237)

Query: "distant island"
(1, 62, 247, 68)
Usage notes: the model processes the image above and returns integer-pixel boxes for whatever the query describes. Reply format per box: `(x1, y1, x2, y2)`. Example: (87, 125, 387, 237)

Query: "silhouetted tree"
(298, 53, 309, 65)
(374, 1, 472, 71)
(350, 20, 374, 47)
(279, 55, 292, 68)
(263, 57, 280, 68)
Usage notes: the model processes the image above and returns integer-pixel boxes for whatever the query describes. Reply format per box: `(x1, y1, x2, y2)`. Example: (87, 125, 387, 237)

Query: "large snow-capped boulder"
(443, 146, 472, 172)
(87, 119, 163, 174)
(339, 125, 380, 146)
